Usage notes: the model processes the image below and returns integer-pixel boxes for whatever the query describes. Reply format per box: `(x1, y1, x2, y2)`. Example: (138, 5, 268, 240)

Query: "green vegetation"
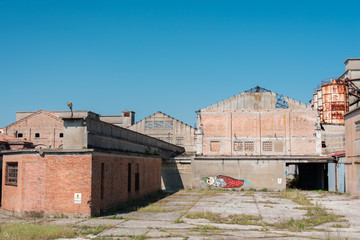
(0, 223, 75, 240)
(193, 225, 223, 235)
(78, 224, 111, 235)
(279, 189, 311, 205)
(186, 211, 262, 226)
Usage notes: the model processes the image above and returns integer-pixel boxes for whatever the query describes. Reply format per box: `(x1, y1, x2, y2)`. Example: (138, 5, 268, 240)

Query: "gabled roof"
(200, 86, 310, 111)
(5, 110, 63, 128)
(134, 111, 195, 129)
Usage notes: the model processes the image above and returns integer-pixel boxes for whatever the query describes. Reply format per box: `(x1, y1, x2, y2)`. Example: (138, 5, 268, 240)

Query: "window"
(59, 133, 64, 138)
(210, 141, 220, 152)
(128, 163, 132, 193)
(35, 133, 40, 138)
(154, 121, 164, 129)
(100, 163, 105, 199)
(322, 141, 326, 148)
(262, 141, 272, 152)
(17, 133, 23, 138)
(145, 121, 153, 129)
(176, 137, 184, 146)
(165, 121, 173, 129)
(135, 164, 140, 192)
(356, 121, 360, 132)
(5, 162, 18, 186)
(244, 141, 254, 152)
(234, 142, 243, 151)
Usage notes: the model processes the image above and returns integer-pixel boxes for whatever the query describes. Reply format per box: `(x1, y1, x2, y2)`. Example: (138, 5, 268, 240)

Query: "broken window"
(244, 141, 254, 152)
(35, 133, 40, 138)
(210, 141, 220, 152)
(262, 141, 273, 152)
(5, 162, 18, 186)
(59, 133, 64, 138)
(154, 121, 164, 129)
(176, 137, 184, 146)
(145, 121, 153, 129)
(165, 121, 173, 129)
(233, 142, 243, 151)
(17, 133, 23, 138)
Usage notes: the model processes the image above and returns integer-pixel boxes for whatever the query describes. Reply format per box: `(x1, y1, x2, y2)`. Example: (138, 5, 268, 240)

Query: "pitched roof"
(0, 133, 32, 144)
(133, 111, 195, 129)
(5, 109, 63, 129)
(200, 86, 310, 111)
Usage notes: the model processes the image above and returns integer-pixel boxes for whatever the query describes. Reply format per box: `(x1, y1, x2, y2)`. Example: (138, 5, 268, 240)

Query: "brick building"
(193, 87, 329, 191)
(1, 111, 184, 216)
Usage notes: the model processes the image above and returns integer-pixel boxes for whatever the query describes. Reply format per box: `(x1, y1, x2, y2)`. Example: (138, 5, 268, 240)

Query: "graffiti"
(201, 175, 248, 188)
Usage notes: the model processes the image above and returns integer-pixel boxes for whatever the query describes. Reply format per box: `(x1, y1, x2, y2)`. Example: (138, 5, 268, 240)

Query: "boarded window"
(145, 121, 153, 129)
(233, 142, 243, 151)
(5, 162, 18, 186)
(356, 121, 360, 132)
(154, 121, 164, 129)
(262, 141, 273, 151)
(244, 141, 254, 152)
(176, 137, 184, 146)
(165, 121, 173, 129)
(210, 141, 220, 152)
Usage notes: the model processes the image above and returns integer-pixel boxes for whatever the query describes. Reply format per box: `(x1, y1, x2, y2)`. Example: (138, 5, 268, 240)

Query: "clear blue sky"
(1, 0, 359, 127)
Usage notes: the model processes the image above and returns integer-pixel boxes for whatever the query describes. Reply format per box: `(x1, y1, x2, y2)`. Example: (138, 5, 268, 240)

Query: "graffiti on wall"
(200, 175, 249, 188)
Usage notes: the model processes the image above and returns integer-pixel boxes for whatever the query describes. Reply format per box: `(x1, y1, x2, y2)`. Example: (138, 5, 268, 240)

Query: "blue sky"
(1, 0, 359, 127)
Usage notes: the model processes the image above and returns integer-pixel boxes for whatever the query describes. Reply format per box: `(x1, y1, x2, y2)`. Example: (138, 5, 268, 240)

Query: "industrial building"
(129, 111, 196, 190)
(193, 87, 329, 191)
(1, 111, 184, 216)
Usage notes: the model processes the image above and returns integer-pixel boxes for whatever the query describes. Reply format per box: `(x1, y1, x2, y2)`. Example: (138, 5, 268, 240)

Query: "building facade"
(1, 111, 184, 216)
(344, 107, 360, 196)
(193, 87, 328, 191)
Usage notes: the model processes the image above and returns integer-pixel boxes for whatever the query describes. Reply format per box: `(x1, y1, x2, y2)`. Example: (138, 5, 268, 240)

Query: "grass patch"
(186, 211, 262, 226)
(193, 225, 223, 235)
(0, 222, 75, 240)
(272, 204, 347, 232)
(279, 189, 311, 206)
(78, 224, 110, 235)
(138, 204, 172, 212)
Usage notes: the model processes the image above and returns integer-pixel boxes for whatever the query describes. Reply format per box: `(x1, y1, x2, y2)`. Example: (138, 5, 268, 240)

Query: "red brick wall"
(201, 110, 317, 156)
(5, 111, 64, 149)
(91, 152, 161, 215)
(1, 152, 92, 216)
(1, 151, 161, 216)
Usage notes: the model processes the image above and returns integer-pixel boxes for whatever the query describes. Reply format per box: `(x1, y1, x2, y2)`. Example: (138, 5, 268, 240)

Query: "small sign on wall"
(277, 178, 282, 184)
(74, 193, 81, 204)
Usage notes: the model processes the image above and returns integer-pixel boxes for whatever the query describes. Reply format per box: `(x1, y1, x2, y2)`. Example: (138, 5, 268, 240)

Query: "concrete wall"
(192, 158, 286, 191)
(321, 124, 345, 155)
(129, 112, 196, 153)
(198, 109, 318, 156)
(5, 110, 64, 149)
(1, 150, 161, 216)
(344, 107, 360, 196)
(63, 117, 185, 159)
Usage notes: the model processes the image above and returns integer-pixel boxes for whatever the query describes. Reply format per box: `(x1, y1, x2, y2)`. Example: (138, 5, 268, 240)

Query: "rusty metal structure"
(313, 78, 360, 124)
